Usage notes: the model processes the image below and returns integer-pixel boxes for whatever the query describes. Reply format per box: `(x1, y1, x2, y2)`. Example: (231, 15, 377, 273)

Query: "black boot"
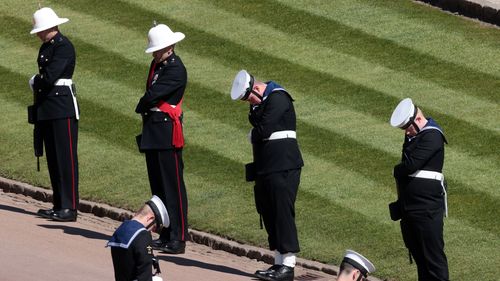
(152, 238, 169, 250)
(37, 208, 55, 219)
(265, 265, 294, 281)
(50, 209, 77, 222)
(254, 265, 281, 280)
(159, 240, 185, 254)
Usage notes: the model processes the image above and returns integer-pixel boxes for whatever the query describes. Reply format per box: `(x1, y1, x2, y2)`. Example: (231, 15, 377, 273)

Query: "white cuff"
(29, 74, 36, 91)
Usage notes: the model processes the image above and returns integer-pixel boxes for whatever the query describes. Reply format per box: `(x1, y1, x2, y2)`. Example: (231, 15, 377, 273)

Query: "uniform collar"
(263, 81, 285, 101)
(47, 32, 62, 45)
(159, 52, 177, 66)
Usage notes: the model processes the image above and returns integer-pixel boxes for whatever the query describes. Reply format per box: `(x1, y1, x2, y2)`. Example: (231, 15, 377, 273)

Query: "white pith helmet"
(145, 23, 185, 53)
(30, 7, 69, 34)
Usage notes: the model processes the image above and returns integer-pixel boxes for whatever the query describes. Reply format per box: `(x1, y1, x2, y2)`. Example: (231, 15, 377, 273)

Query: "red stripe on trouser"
(67, 118, 76, 209)
(174, 152, 185, 240)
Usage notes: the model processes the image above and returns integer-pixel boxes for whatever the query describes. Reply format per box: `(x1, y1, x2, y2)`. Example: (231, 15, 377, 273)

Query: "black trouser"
(145, 149, 188, 242)
(255, 169, 301, 253)
(401, 208, 449, 281)
(40, 118, 79, 210)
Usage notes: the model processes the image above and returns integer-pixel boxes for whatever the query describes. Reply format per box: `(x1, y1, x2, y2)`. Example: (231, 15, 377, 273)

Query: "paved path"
(0, 190, 333, 281)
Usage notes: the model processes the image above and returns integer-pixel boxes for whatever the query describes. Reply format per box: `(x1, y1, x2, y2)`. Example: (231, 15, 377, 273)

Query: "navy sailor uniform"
(32, 32, 79, 211)
(394, 118, 449, 281)
(250, 81, 304, 254)
(108, 220, 154, 281)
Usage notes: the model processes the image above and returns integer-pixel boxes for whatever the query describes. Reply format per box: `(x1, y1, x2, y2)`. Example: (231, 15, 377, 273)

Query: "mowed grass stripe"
(0, 66, 415, 256)
(1, 16, 498, 237)
(209, 0, 499, 104)
(3, 13, 499, 234)
(2, 3, 499, 280)
(43, 2, 500, 166)
(141, 0, 499, 134)
(0, 34, 397, 230)
(278, 0, 500, 77)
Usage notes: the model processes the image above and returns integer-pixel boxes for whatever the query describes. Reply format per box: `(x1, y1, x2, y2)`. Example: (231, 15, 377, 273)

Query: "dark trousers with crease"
(145, 149, 188, 242)
(255, 169, 301, 254)
(40, 117, 79, 210)
(401, 208, 449, 281)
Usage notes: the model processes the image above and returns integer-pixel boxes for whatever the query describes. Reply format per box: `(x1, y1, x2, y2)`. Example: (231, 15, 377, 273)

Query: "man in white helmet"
(29, 7, 79, 222)
(230, 70, 304, 281)
(135, 23, 188, 254)
(336, 250, 375, 281)
(389, 98, 449, 281)
(108, 195, 169, 281)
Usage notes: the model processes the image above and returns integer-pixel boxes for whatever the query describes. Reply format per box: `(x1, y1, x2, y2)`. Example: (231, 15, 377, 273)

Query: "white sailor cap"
(230, 70, 255, 101)
(341, 249, 375, 277)
(146, 195, 170, 229)
(390, 98, 417, 128)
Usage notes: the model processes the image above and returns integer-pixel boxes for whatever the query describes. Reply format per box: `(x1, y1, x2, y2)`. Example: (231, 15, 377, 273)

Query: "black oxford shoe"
(254, 264, 281, 280)
(37, 208, 55, 219)
(159, 240, 185, 254)
(151, 238, 169, 250)
(50, 209, 77, 222)
(264, 265, 294, 281)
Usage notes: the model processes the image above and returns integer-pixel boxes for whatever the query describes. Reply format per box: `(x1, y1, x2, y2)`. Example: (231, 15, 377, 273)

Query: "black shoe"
(151, 238, 169, 250)
(264, 265, 294, 281)
(37, 208, 55, 219)
(50, 209, 77, 222)
(254, 265, 282, 280)
(159, 240, 185, 254)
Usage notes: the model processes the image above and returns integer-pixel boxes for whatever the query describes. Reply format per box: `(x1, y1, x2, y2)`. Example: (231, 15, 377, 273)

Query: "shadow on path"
(159, 255, 256, 279)
(0, 203, 38, 216)
(38, 224, 111, 241)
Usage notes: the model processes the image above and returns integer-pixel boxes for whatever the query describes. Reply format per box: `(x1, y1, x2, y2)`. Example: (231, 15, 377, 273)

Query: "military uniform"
(32, 32, 79, 211)
(250, 82, 304, 254)
(108, 220, 154, 281)
(136, 53, 188, 243)
(394, 119, 449, 281)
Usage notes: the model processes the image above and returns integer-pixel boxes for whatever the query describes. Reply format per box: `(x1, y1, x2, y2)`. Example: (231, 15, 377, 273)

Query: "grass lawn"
(1, 0, 499, 280)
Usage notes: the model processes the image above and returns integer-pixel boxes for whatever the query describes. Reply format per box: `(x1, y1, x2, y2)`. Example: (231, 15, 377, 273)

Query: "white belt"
(264, 130, 296, 141)
(409, 170, 448, 217)
(54, 79, 79, 120)
(54, 79, 73, 86)
(150, 104, 176, 112)
(409, 170, 443, 181)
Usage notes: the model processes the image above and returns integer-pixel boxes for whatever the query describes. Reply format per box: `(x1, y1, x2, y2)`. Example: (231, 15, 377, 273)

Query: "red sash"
(157, 99, 184, 148)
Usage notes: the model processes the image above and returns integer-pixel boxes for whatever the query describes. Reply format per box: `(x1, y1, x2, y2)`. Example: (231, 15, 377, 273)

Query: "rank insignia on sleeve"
(147, 245, 153, 255)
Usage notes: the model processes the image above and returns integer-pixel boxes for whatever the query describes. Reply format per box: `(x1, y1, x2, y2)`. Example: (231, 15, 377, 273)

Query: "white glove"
(152, 276, 163, 281)
(247, 129, 253, 144)
(29, 75, 36, 91)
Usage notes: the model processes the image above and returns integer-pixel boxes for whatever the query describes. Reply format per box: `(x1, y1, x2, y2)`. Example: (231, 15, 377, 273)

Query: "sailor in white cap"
(231, 70, 304, 281)
(29, 7, 80, 222)
(108, 195, 169, 281)
(389, 98, 449, 281)
(337, 250, 375, 281)
(135, 23, 188, 255)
